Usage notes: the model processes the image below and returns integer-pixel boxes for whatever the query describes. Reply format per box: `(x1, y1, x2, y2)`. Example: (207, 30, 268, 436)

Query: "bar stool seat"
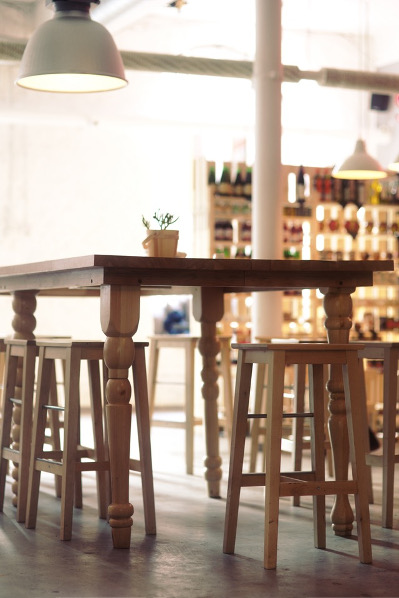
(356, 341, 399, 528)
(223, 342, 372, 569)
(147, 334, 233, 474)
(25, 339, 156, 540)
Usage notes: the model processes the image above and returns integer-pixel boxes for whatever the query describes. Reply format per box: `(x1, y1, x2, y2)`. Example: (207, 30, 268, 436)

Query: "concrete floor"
(0, 422, 398, 598)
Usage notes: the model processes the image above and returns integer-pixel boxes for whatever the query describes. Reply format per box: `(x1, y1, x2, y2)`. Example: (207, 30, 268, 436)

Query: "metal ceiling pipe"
(285, 64, 399, 93)
(1, 42, 399, 93)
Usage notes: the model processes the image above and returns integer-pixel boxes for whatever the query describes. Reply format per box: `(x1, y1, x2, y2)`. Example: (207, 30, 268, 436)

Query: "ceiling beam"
(1, 42, 399, 94)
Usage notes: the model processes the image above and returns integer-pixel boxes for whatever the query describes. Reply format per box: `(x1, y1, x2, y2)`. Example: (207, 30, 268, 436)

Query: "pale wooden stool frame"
(223, 343, 372, 570)
(0, 339, 37, 522)
(147, 334, 233, 475)
(357, 341, 399, 528)
(25, 340, 156, 540)
(0, 337, 81, 518)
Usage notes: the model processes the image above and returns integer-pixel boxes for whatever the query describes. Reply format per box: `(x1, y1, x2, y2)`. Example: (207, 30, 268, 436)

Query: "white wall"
(0, 64, 198, 340)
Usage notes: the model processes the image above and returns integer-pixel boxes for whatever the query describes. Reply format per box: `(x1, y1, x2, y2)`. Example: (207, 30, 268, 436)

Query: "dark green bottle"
(218, 165, 232, 195)
(208, 165, 216, 186)
(233, 168, 243, 196)
(243, 167, 252, 200)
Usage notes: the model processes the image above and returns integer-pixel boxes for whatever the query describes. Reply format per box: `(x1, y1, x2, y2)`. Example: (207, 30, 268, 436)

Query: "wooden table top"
(0, 254, 394, 294)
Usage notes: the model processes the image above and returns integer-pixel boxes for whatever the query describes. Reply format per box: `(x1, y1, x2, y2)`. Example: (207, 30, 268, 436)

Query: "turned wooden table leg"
(10, 290, 37, 508)
(100, 284, 140, 548)
(193, 288, 225, 498)
(321, 286, 356, 536)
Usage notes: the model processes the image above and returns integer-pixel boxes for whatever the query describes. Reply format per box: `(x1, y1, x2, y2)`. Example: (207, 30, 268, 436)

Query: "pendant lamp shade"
(388, 155, 399, 173)
(332, 139, 386, 180)
(16, 2, 127, 93)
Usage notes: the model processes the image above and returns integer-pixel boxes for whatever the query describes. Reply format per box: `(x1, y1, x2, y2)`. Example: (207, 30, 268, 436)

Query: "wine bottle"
(214, 221, 224, 241)
(224, 220, 233, 242)
(218, 165, 232, 196)
(313, 169, 322, 193)
(208, 165, 216, 186)
(296, 165, 305, 204)
(233, 168, 243, 196)
(323, 169, 332, 202)
(243, 167, 252, 200)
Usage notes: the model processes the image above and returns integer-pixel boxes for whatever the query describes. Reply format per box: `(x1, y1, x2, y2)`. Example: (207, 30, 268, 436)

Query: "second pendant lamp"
(332, 139, 387, 180)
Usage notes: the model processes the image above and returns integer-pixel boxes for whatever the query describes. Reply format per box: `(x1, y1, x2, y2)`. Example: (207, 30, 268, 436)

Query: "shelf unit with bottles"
(208, 161, 253, 260)
(280, 164, 322, 337)
(283, 164, 399, 340)
(207, 161, 253, 343)
(206, 161, 399, 341)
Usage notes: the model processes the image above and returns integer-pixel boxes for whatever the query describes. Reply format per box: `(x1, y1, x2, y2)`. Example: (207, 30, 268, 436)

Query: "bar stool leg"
(343, 351, 372, 564)
(88, 359, 110, 520)
(131, 346, 156, 535)
(48, 360, 63, 499)
(264, 351, 286, 570)
(249, 363, 266, 473)
(59, 347, 81, 541)
(0, 342, 6, 411)
(381, 347, 398, 528)
(223, 351, 254, 555)
(219, 337, 233, 440)
(0, 350, 17, 514)
(15, 342, 36, 523)
(184, 341, 196, 475)
(323, 364, 334, 478)
(292, 363, 306, 507)
(358, 356, 374, 505)
(147, 341, 159, 420)
(308, 363, 326, 549)
(74, 395, 83, 510)
(26, 347, 53, 529)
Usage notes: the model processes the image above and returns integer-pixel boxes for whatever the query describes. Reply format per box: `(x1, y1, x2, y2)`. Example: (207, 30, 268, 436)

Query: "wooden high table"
(0, 255, 393, 548)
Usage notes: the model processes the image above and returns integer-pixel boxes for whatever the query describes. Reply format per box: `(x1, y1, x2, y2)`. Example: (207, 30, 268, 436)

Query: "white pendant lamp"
(332, 139, 387, 180)
(388, 155, 399, 173)
(16, 0, 127, 93)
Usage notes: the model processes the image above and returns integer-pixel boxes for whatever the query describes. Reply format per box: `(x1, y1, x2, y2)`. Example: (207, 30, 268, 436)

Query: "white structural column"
(252, 0, 283, 339)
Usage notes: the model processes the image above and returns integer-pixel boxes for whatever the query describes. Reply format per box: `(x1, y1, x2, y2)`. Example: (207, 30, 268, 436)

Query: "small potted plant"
(142, 210, 180, 257)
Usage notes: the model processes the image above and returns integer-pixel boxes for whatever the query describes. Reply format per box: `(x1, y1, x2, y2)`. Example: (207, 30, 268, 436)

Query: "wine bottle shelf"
(207, 160, 399, 341)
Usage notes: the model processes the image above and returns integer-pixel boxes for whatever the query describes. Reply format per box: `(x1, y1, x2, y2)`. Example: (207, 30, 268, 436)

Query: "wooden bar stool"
(0, 336, 78, 517)
(0, 339, 37, 522)
(147, 334, 233, 474)
(25, 339, 156, 541)
(26, 341, 156, 540)
(25, 340, 108, 540)
(223, 342, 372, 570)
(357, 341, 399, 528)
